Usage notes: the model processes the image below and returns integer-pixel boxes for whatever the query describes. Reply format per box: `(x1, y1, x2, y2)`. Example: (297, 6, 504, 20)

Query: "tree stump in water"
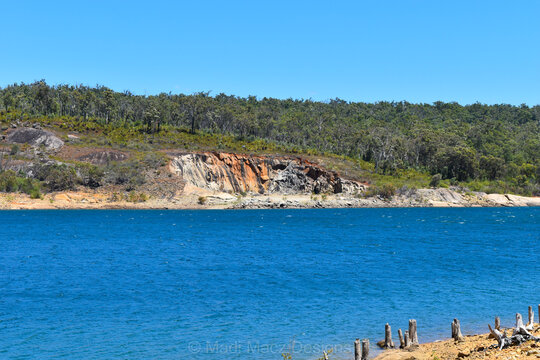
(404, 331, 410, 348)
(361, 339, 369, 360)
(451, 318, 465, 342)
(398, 328, 405, 349)
(409, 319, 419, 346)
(354, 338, 361, 360)
(384, 323, 395, 348)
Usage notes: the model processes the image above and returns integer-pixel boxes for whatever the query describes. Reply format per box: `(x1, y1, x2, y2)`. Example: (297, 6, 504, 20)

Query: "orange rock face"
(169, 152, 361, 195)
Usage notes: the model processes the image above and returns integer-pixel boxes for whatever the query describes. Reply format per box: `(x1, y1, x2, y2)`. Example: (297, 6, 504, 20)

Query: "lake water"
(0, 208, 539, 359)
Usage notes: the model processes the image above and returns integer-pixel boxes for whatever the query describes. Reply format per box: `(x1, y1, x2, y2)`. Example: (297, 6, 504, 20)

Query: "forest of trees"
(1, 81, 539, 192)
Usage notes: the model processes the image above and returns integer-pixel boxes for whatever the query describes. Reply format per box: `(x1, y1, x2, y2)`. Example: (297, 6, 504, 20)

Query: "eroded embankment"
(168, 152, 364, 195)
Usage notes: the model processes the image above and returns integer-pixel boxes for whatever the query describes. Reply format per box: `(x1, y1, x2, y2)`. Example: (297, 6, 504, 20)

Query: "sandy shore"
(374, 324, 540, 360)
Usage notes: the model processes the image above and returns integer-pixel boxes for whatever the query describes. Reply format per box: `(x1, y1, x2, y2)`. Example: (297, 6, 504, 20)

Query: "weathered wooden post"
(384, 323, 395, 348)
(398, 328, 405, 349)
(528, 306, 534, 326)
(495, 316, 501, 330)
(451, 318, 464, 341)
(516, 313, 524, 328)
(361, 339, 370, 360)
(404, 330, 410, 348)
(409, 319, 419, 346)
(354, 338, 361, 360)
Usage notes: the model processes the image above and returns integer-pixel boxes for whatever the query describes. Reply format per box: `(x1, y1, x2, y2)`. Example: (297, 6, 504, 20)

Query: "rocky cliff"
(169, 152, 364, 195)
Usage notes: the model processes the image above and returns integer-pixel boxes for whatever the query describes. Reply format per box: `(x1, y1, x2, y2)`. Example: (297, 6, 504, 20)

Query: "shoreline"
(373, 322, 540, 360)
(1, 188, 540, 210)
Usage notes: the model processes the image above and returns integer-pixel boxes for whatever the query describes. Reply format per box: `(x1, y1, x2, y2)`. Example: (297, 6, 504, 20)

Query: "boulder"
(7, 127, 64, 151)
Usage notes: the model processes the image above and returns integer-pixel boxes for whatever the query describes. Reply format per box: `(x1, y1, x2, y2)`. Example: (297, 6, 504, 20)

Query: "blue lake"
(0, 208, 539, 359)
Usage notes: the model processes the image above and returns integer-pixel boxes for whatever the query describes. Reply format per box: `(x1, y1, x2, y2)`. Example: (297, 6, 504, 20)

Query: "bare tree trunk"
(354, 338, 361, 360)
(409, 319, 419, 346)
(527, 306, 535, 330)
(384, 323, 395, 348)
(398, 328, 405, 349)
(513, 313, 531, 336)
(451, 318, 465, 341)
(361, 339, 369, 360)
(404, 331, 410, 348)
(488, 324, 509, 350)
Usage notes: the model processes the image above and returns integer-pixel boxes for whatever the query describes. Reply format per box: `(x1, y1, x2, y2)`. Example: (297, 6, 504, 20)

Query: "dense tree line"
(1, 81, 539, 187)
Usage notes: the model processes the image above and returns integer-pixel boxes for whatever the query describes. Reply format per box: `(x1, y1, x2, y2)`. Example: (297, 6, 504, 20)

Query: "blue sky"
(2, 0, 539, 105)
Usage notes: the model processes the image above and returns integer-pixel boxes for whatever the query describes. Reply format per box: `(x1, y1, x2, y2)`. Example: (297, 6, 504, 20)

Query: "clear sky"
(2, 0, 539, 105)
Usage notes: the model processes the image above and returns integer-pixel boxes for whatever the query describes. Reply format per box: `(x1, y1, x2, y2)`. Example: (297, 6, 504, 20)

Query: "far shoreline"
(1, 188, 539, 210)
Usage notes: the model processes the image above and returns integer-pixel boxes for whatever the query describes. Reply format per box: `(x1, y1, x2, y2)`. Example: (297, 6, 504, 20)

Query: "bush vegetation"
(0, 170, 41, 198)
(0, 81, 539, 196)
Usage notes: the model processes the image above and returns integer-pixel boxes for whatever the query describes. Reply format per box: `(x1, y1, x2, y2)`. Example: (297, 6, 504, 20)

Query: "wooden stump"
(513, 313, 531, 336)
(526, 306, 535, 330)
(404, 330, 410, 348)
(361, 339, 369, 360)
(384, 323, 395, 348)
(489, 317, 501, 339)
(354, 338, 361, 360)
(451, 318, 465, 341)
(398, 328, 405, 349)
(409, 319, 419, 346)
(495, 316, 501, 330)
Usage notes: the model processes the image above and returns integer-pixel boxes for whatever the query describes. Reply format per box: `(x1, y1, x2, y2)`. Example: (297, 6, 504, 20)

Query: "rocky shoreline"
(1, 129, 539, 210)
(1, 187, 539, 210)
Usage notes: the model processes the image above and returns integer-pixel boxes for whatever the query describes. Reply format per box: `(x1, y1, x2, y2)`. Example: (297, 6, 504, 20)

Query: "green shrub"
(105, 161, 145, 190)
(429, 174, 442, 188)
(77, 164, 104, 188)
(365, 183, 396, 199)
(0, 170, 42, 196)
(33, 163, 78, 191)
(10, 144, 19, 155)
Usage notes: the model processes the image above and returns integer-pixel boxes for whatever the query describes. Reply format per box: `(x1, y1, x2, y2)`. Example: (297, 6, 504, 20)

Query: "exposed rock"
(67, 134, 80, 142)
(77, 150, 128, 165)
(6, 127, 64, 151)
(169, 152, 365, 195)
(485, 193, 540, 207)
